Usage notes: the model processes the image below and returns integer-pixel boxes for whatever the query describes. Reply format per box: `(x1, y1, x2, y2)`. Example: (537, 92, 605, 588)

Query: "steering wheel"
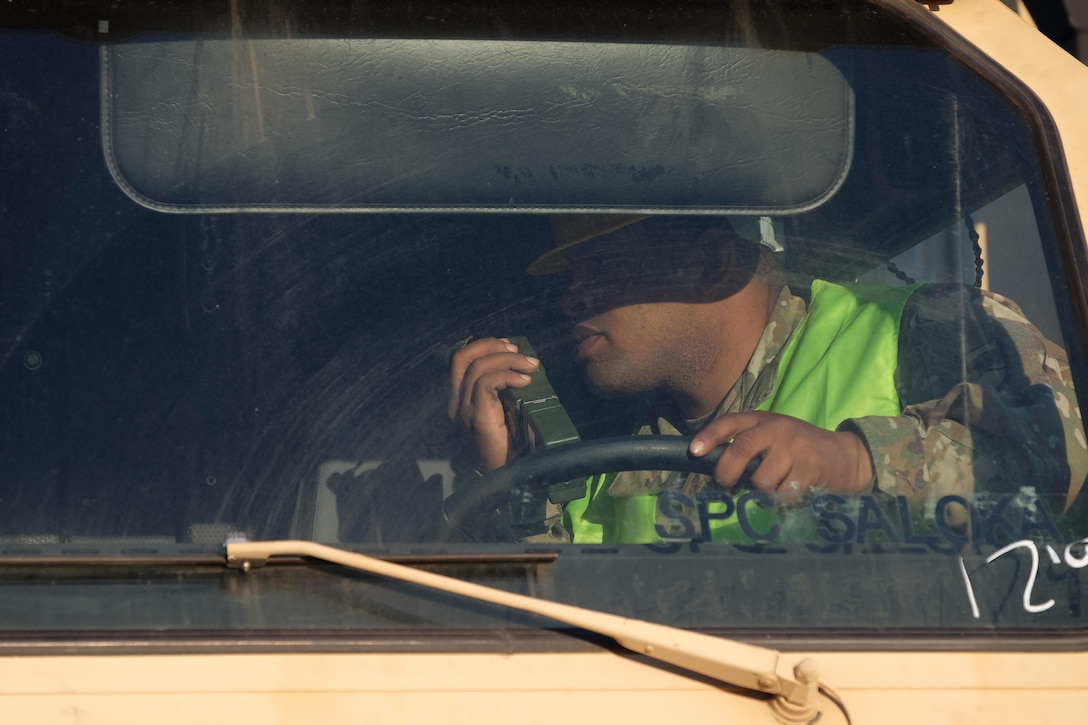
(440, 435, 748, 542)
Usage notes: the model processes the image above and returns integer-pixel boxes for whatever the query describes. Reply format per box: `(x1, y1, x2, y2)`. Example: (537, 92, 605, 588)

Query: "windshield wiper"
(226, 538, 851, 724)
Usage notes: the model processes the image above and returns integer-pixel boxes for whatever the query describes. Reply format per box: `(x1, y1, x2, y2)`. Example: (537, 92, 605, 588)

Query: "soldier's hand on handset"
(688, 411, 875, 503)
(448, 337, 540, 472)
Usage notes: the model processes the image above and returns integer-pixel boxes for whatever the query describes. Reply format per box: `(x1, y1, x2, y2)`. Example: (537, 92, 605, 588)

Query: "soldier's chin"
(583, 364, 648, 398)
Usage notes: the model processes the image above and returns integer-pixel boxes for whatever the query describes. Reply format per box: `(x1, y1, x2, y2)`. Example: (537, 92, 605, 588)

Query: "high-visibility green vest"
(563, 280, 923, 543)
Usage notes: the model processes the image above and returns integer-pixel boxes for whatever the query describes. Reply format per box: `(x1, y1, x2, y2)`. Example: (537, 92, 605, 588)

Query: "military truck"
(2, 0, 1087, 721)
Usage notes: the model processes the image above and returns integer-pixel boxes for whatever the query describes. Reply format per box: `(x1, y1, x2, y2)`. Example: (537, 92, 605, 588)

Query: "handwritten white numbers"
(960, 537, 1088, 618)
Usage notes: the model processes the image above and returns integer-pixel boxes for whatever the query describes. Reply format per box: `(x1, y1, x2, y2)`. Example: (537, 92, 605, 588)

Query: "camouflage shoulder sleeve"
(841, 285, 1088, 520)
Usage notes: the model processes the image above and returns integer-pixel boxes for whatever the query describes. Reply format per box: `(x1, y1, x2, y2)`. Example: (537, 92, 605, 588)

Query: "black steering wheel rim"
(440, 436, 734, 542)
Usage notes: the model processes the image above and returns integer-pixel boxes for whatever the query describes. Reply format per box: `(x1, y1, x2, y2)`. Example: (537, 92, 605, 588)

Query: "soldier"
(449, 215, 1088, 543)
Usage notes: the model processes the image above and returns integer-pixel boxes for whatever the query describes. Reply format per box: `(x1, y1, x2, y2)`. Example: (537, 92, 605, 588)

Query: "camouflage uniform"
(602, 283, 1088, 539)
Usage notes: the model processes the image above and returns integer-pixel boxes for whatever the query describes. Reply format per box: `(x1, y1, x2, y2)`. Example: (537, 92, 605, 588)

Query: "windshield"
(2, 0, 1088, 640)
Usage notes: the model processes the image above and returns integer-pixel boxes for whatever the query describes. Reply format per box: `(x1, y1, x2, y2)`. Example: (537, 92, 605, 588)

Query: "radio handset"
(500, 337, 585, 530)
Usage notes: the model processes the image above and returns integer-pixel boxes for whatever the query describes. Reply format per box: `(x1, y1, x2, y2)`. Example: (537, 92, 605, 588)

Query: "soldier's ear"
(695, 227, 746, 290)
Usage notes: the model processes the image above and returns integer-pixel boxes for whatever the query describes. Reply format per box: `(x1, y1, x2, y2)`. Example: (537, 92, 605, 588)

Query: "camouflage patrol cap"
(527, 215, 646, 275)
(527, 214, 781, 276)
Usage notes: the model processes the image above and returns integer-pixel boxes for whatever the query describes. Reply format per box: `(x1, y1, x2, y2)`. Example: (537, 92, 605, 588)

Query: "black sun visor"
(102, 37, 853, 214)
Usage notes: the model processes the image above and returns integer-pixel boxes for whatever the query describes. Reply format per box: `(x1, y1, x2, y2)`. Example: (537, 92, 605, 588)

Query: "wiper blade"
(227, 539, 850, 723)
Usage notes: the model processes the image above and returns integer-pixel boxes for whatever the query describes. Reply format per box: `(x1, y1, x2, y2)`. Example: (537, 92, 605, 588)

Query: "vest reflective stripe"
(563, 280, 922, 544)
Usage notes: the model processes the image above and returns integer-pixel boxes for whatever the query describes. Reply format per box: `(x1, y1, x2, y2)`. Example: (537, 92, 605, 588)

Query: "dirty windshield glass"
(1, 0, 1087, 637)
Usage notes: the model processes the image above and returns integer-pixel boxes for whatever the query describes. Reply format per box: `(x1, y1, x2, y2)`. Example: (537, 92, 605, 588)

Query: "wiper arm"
(226, 539, 849, 724)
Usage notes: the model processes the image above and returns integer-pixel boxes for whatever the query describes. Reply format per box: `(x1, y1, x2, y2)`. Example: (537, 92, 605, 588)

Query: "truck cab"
(2, 1, 1088, 722)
